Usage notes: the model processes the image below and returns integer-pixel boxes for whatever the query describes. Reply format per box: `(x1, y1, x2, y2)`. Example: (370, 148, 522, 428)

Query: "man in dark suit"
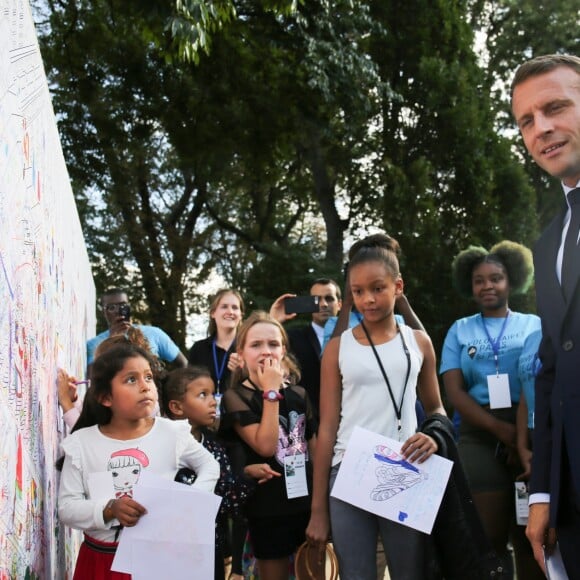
(511, 54, 580, 576)
(287, 279, 342, 418)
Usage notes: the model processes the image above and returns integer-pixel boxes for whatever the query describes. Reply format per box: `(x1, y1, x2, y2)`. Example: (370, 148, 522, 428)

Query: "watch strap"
(262, 389, 283, 401)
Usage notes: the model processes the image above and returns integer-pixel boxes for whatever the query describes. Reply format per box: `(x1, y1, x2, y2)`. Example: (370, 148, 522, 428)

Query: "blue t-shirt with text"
(440, 312, 541, 405)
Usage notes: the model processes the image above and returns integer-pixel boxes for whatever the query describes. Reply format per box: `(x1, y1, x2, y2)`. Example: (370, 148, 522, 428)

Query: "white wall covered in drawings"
(0, 1, 95, 577)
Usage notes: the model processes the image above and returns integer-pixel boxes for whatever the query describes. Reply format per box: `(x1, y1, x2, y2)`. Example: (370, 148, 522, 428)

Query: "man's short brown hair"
(511, 54, 580, 99)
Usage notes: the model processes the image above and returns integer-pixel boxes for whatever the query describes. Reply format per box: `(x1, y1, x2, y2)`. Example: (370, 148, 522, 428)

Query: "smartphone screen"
(284, 296, 320, 315)
(118, 304, 131, 321)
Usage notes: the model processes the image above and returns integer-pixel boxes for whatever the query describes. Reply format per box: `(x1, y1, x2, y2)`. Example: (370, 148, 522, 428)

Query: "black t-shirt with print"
(221, 383, 317, 518)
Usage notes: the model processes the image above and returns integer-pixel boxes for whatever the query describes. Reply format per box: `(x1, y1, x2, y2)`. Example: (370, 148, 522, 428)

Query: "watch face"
(264, 390, 279, 401)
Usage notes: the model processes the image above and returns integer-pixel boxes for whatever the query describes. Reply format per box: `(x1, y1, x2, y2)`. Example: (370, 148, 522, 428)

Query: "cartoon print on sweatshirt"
(276, 410, 307, 465)
(107, 448, 150, 498)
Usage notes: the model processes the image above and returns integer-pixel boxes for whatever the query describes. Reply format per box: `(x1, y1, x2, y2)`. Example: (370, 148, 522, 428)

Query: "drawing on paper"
(331, 427, 453, 534)
(370, 444, 426, 502)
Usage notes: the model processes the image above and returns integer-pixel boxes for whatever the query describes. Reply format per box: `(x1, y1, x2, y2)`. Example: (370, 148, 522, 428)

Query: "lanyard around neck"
(360, 322, 411, 436)
(212, 339, 233, 392)
(480, 310, 510, 373)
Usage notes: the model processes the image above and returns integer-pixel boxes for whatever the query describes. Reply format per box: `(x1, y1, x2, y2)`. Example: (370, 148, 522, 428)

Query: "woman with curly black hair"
(440, 240, 543, 580)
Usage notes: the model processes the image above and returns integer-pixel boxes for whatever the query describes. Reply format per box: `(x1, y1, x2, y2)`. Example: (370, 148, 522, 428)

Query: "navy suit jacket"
(287, 324, 322, 418)
(531, 203, 580, 524)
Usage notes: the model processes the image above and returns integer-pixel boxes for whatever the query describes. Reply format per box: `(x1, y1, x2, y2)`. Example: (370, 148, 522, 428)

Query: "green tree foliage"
(472, 0, 580, 227)
(198, 1, 389, 268)
(36, 0, 550, 352)
(37, 0, 390, 345)
(357, 0, 537, 346)
(37, 0, 231, 342)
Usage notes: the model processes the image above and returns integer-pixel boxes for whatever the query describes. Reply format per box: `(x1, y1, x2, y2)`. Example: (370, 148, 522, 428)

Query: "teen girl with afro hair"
(440, 240, 543, 580)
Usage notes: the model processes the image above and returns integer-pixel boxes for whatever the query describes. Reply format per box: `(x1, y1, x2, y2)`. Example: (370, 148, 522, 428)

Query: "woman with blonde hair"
(187, 289, 245, 395)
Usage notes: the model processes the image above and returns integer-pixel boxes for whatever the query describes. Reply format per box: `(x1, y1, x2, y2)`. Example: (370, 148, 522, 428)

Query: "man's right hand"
(526, 502, 553, 574)
(109, 317, 131, 335)
(269, 293, 297, 324)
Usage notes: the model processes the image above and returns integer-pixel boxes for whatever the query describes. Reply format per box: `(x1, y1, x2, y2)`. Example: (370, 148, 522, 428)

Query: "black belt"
(83, 534, 118, 554)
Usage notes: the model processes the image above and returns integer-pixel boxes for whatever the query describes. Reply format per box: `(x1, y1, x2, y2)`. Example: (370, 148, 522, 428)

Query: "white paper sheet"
(330, 426, 453, 534)
(131, 539, 214, 580)
(111, 471, 221, 577)
(545, 543, 569, 580)
(87, 471, 116, 501)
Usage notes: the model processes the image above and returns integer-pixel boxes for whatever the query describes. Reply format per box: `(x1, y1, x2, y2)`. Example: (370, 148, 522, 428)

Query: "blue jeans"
(329, 464, 431, 580)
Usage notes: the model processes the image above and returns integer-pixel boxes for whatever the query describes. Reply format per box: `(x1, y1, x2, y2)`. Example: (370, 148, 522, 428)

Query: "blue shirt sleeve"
(139, 325, 180, 362)
(86, 331, 109, 364)
(322, 311, 366, 350)
(86, 338, 97, 365)
(440, 322, 461, 375)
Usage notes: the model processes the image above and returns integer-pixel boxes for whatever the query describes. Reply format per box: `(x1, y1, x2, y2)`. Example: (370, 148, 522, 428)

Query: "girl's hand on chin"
(256, 358, 284, 391)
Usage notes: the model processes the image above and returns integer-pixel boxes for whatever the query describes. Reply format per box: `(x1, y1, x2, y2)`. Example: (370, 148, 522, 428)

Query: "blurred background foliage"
(33, 0, 578, 354)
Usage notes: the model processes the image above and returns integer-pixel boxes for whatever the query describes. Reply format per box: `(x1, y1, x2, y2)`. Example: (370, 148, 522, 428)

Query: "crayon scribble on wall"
(0, 0, 95, 577)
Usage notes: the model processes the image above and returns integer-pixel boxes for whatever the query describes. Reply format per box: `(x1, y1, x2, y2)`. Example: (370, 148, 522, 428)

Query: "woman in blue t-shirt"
(440, 241, 543, 580)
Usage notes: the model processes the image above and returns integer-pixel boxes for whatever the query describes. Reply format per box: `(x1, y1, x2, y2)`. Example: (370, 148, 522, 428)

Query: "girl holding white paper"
(440, 241, 542, 580)
(58, 344, 219, 580)
(306, 233, 445, 580)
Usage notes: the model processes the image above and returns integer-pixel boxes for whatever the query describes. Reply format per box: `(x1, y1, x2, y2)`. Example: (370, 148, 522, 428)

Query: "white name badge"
(514, 481, 529, 526)
(487, 373, 512, 409)
(284, 453, 308, 499)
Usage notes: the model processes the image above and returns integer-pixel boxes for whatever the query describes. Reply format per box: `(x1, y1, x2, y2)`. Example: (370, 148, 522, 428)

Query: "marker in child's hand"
(74, 380, 90, 386)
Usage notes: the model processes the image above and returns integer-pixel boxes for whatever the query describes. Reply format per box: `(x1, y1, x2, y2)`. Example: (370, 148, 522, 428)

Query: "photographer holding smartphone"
(86, 287, 188, 368)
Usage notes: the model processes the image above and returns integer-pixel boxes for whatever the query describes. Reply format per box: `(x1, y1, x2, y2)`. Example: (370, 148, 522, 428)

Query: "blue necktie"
(562, 188, 580, 301)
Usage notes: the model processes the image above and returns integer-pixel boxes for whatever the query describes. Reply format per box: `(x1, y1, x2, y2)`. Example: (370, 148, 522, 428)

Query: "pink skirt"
(73, 534, 131, 580)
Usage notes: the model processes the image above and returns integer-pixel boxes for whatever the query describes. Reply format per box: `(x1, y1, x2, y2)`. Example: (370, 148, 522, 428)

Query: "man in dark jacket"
(287, 279, 342, 418)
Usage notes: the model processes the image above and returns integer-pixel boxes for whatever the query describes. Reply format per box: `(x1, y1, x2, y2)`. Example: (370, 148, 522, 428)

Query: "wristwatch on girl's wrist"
(262, 390, 283, 402)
